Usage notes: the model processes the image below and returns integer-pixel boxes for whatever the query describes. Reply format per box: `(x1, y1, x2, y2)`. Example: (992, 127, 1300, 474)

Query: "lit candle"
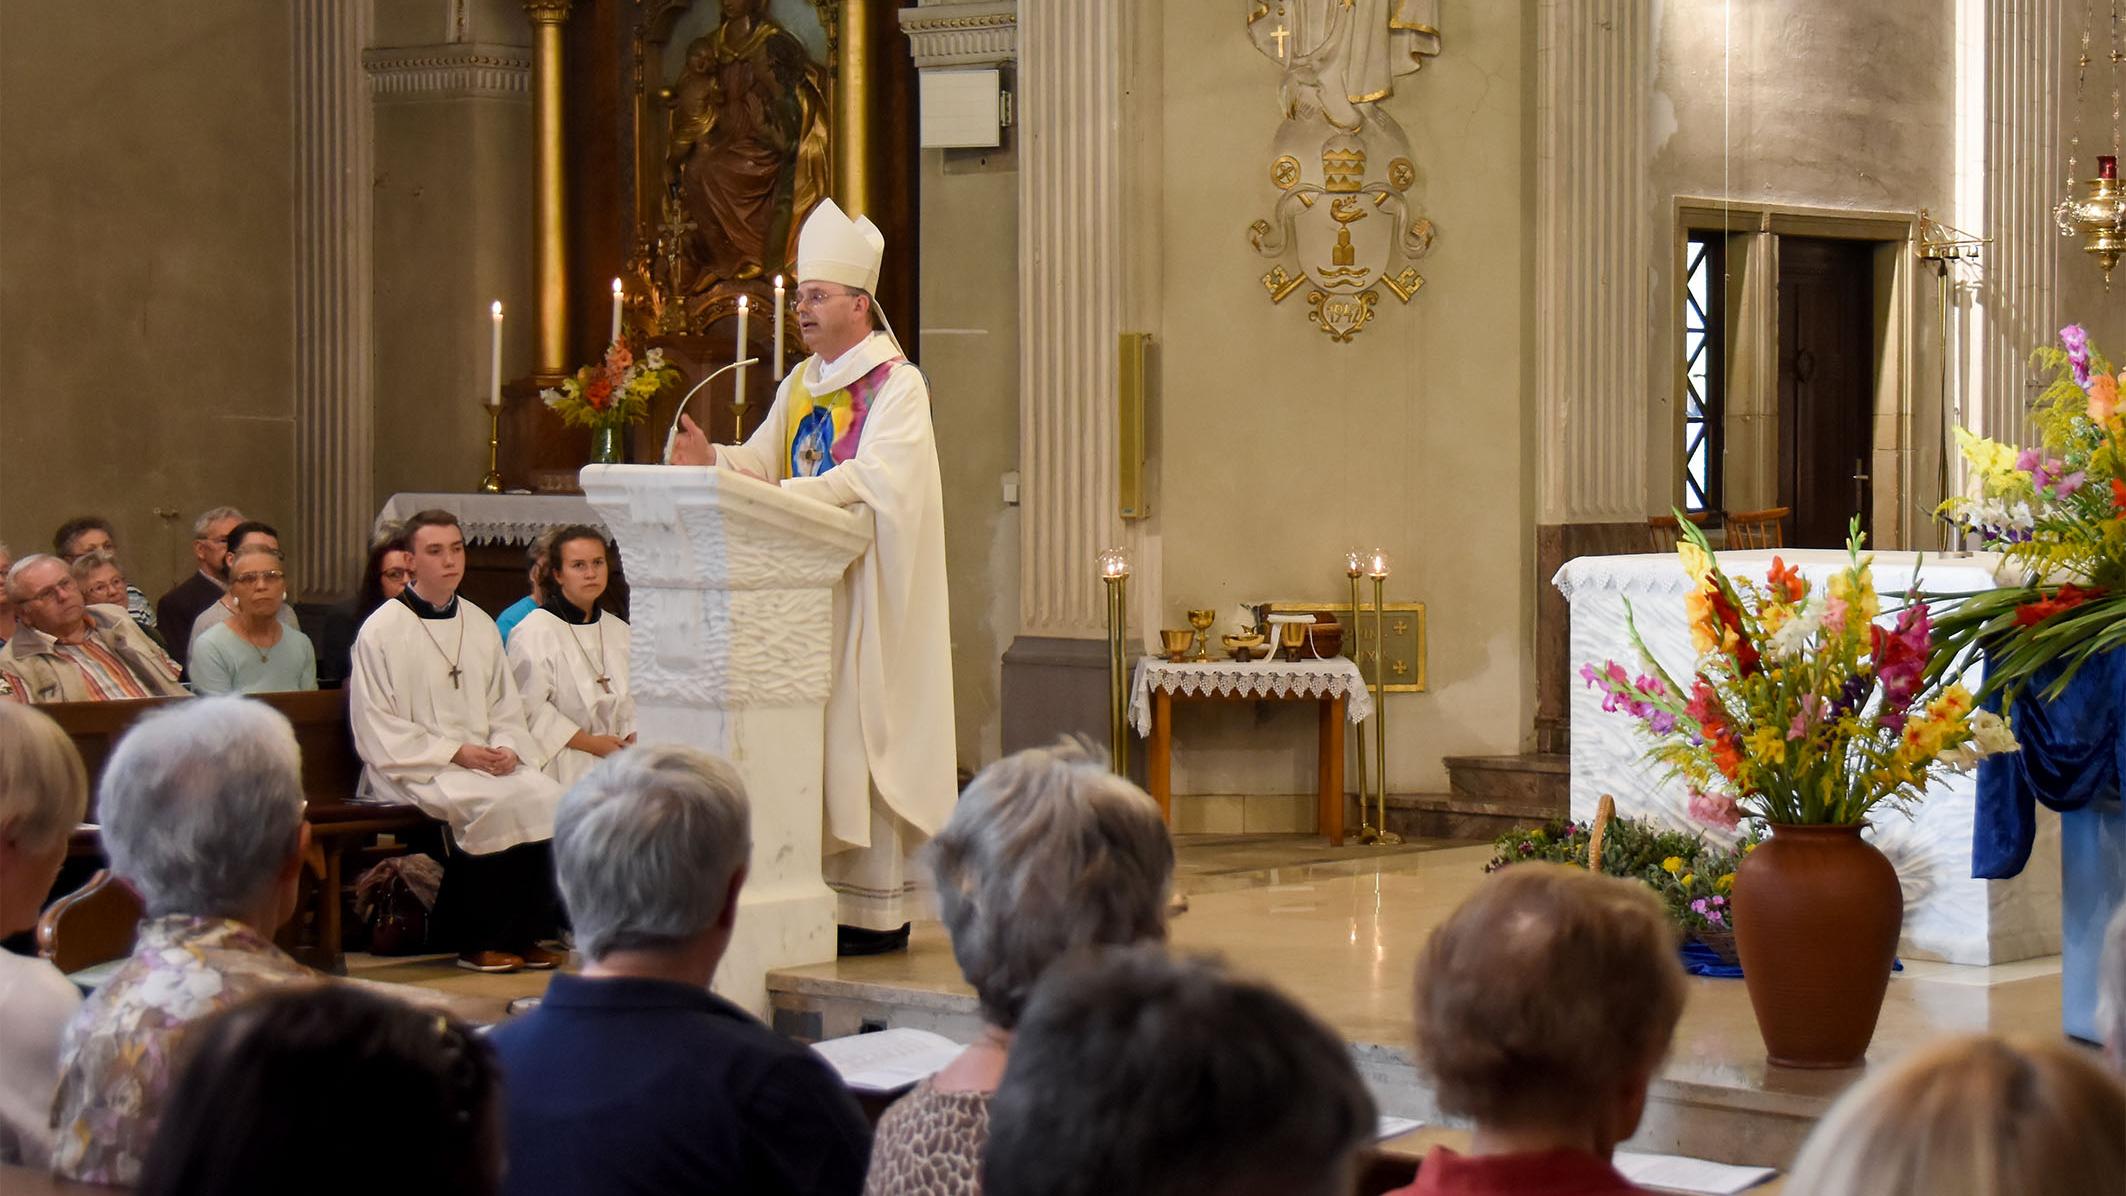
(772, 275, 786, 380)
(609, 278, 623, 346)
(1368, 550, 1390, 579)
(1098, 546, 1132, 580)
(488, 301, 503, 408)
(1344, 549, 1367, 578)
(735, 295, 751, 408)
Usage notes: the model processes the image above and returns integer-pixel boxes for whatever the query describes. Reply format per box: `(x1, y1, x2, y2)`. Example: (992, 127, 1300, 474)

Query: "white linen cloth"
(1130, 656, 1376, 735)
(507, 607, 636, 788)
(374, 493, 604, 546)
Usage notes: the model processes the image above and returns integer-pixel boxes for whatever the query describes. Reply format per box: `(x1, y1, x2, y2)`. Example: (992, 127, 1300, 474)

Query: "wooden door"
(1777, 238, 1876, 548)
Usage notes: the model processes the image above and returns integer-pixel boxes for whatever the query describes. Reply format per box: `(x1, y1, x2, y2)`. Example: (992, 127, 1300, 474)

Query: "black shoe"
(837, 922, 911, 957)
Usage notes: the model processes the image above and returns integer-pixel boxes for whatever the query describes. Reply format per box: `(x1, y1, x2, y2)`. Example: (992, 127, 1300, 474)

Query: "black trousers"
(432, 840, 564, 955)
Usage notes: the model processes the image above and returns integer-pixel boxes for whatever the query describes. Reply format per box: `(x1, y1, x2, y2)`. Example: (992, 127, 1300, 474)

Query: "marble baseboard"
(1170, 792, 1320, 835)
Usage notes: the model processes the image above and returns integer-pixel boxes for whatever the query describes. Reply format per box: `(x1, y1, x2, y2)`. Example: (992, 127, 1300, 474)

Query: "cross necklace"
(415, 612, 466, 688)
(569, 618, 613, 694)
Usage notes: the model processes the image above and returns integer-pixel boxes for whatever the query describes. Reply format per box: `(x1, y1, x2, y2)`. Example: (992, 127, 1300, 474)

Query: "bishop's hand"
(669, 413, 716, 466)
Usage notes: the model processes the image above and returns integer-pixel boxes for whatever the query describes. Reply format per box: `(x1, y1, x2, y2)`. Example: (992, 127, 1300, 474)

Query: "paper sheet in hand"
(1375, 1116, 1423, 1141)
(810, 1027, 966, 1093)
(1613, 1151, 1777, 1194)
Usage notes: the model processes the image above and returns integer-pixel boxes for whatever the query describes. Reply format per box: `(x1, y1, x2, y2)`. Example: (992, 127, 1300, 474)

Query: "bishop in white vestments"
(508, 524, 636, 788)
(670, 200, 958, 949)
(349, 510, 566, 973)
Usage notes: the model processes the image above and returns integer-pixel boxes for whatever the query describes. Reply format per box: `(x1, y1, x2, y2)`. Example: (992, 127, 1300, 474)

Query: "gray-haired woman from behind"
(862, 739, 1174, 1196)
(0, 704, 89, 1167)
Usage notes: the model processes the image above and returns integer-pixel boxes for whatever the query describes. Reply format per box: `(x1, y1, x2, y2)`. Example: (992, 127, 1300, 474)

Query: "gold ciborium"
(1185, 609, 1217, 661)
(1160, 629, 1196, 662)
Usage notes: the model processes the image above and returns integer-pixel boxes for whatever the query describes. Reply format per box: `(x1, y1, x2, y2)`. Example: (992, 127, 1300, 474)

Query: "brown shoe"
(515, 944, 567, 971)
(456, 950, 524, 974)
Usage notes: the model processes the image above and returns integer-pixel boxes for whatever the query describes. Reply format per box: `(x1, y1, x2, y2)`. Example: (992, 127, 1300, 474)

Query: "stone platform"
(766, 838, 2063, 1170)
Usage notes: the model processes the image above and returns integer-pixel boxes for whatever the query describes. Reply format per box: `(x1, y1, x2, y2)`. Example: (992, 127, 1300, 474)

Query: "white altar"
(374, 492, 603, 544)
(579, 464, 872, 1012)
(1554, 548, 2060, 966)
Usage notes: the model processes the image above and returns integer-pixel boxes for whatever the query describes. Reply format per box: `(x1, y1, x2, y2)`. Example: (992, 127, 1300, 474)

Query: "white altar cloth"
(1129, 656, 1374, 735)
(375, 493, 605, 546)
(1553, 548, 2059, 966)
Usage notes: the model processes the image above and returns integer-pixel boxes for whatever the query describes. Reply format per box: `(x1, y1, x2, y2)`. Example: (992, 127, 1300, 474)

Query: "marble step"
(1385, 754, 1568, 840)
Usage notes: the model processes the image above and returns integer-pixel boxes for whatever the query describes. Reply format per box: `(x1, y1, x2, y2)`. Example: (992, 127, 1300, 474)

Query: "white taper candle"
(609, 278, 623, 346)
(488, 301, 503, 408)
(772, 275, 786, 380)
(735, 295, 751, 415)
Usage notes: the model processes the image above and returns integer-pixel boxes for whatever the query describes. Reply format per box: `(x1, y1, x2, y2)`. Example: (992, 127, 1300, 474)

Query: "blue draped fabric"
(1972, 649, 2126, 879)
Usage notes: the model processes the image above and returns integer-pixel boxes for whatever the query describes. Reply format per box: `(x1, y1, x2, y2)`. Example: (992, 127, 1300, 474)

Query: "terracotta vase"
(1731, 822, 1902, 1069)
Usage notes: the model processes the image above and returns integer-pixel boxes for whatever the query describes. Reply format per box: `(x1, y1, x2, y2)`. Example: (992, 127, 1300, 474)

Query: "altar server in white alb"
(348, 508, 566, 975)
(507, 523, 636, 787)
(670, 199, 956, 953)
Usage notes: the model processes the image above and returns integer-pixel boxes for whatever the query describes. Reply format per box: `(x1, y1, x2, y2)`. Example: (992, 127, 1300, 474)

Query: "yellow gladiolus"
(1678, 541, 1715, 585)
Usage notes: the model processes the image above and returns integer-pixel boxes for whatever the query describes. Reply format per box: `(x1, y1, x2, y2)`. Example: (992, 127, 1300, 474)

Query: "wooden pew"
(43, 689, 438, 973)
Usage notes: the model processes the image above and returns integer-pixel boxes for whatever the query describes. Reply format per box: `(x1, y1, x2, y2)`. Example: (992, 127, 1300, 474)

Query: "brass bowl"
(1221, 632, 1265, 661)
(1161, 629, 1196, 662)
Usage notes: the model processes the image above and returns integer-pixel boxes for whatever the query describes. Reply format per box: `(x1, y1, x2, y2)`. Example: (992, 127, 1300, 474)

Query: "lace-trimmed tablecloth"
(375, 493, 605, 546)
(1130, 657, 1374, 735)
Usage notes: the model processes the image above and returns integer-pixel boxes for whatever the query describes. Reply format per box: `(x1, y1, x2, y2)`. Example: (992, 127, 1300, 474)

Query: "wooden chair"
(37, 870, 144, 975)
(1645, 512, 1708, 553)
(1725, 507, 1790, 549)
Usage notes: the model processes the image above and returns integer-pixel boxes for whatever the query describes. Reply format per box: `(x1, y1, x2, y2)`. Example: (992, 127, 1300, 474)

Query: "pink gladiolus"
(1687, 790, 1742, 830)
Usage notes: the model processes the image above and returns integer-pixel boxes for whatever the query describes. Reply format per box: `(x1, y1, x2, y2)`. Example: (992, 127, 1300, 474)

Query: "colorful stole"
(784, 356, 904, 479)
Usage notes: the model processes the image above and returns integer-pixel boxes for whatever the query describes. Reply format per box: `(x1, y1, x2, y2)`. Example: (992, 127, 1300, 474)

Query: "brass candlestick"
(1345, 551, 1372, 843)
(477, 400, 503, 494)
(1099, 547, 1132, 775)
(1365, 552, 1400, 845)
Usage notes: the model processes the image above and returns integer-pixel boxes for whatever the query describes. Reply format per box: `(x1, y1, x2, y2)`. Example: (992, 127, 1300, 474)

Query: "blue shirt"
(495, 595, 537, 646)
(488, 973, 871, 1196)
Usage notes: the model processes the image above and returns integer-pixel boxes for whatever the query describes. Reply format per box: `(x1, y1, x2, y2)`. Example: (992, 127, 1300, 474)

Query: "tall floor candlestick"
(1345, 552, 1372, 843)
(476, 396, 502, 494)
(772, 275, 787, 380)
(734, 295, 751, 439)
(1099, 547, 1132, 775)
(1366, 553, 1401, 845)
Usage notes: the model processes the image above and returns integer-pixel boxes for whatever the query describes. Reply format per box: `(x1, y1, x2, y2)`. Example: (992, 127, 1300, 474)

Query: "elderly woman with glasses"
(188, 544, 317, 695)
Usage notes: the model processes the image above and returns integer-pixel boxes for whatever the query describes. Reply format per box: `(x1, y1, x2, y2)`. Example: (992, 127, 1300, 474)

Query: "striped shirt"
(53, 638, 153, 701)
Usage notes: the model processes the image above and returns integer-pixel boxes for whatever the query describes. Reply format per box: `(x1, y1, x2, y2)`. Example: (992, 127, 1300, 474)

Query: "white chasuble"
(507, 607, 636, 788)
(349, 598, 562, 855)
(716, 331, 958, 927)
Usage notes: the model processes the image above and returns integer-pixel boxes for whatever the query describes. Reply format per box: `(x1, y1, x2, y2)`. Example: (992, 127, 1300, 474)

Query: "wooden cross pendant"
(595, 674, 612, 694)
(448, 665, 463, 689)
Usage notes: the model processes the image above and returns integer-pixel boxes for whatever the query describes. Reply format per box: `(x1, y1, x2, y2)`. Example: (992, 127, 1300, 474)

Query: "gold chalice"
(1160, 629, 1196, 662)
(1277, 621, 1309, 661)
(1185, 608, 1217, 661)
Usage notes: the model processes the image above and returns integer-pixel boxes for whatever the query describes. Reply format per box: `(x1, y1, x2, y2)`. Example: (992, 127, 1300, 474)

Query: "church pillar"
(1962, 0, 2061, 453)
(526, 0, 572, 377)
(835, 0, 875, 217)
(1531, 0, 1654, 753)
(291, 2, 375, 600)
(999, 0, 1162, 756)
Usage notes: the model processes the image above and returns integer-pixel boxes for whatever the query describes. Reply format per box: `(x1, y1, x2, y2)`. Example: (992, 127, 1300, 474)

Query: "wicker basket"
(1693, 928, 1741, 967)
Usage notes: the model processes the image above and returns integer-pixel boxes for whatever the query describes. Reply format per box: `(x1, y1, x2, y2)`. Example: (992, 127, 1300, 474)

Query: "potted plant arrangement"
(1485, 816, 1753, 965)
(1581, 522, 2018, 1067)
(539, 337, 681, 465)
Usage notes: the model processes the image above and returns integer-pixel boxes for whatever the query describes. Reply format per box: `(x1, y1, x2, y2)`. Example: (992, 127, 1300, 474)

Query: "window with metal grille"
(1681, 233, 1726, 515)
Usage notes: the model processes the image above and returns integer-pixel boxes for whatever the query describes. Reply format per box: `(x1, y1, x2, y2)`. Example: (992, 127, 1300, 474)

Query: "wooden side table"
(1145, 689, 1348, 845)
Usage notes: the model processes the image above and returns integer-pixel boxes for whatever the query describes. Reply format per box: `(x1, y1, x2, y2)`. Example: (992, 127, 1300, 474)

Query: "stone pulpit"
(580, 463, 872, 1012)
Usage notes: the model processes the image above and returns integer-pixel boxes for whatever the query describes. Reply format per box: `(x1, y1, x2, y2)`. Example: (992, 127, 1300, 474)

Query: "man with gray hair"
(488, 745, 870, 1196)
(154, 505, 245, 671)
(0, 554, 185, 703)
(48, 696, 315, 1186)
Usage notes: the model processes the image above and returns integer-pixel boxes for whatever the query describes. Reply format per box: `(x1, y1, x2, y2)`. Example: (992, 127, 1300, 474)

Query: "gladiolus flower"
(1687, 790, 1742, 830)
(1678, 541, 1715, 586)
(2091, 373, 2119, 423)
(2063, 323, 2092, 387)
(1766, 557, 1808, 603)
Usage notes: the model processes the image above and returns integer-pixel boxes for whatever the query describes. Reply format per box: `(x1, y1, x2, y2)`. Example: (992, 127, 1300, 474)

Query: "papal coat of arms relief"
(1245, 0, 1440, 342)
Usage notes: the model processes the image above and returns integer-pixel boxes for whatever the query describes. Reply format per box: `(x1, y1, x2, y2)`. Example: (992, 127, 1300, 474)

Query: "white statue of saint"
(1247, 0, 1442, 130)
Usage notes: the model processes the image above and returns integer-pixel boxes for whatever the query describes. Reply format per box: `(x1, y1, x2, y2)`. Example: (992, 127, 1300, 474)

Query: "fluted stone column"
(999, 0, 1162, 753)
(292, 2, 375, 600)
(1531, 0, 1653, 752)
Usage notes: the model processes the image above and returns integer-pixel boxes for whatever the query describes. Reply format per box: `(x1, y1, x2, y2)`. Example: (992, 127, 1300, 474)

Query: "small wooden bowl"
(1161, 629, 1195, 661)
(1308, 623, 1345, 658)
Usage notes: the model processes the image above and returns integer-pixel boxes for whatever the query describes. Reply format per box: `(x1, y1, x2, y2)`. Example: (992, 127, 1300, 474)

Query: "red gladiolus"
(583, 377, 614, 411)
(2014, 583, 2104, 627)
(2113, 477, 2126, 512)
(1766, 556, 1808, 603)
(1706, 586, 1759, 676)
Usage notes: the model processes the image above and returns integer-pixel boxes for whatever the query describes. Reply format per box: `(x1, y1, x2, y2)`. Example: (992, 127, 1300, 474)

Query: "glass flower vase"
(590, 425, 624, 465)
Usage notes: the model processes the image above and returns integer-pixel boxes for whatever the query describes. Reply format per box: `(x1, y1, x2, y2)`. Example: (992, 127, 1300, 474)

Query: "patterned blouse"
(863, 1079, 992, 1196)
(48, 915, 313, 1186)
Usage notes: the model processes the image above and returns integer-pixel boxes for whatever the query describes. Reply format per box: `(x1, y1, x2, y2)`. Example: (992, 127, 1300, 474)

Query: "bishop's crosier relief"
(1246, 0, 1441, 342)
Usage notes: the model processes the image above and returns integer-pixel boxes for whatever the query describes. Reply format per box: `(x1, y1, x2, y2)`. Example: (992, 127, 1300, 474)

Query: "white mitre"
(797, 199, 885, 294)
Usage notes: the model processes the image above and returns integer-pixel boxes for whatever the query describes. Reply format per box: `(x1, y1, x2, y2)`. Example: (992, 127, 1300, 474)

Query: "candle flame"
(774, 274, 785, 289)
(491, 300, 502, 318)
(738, 295, 749, 310)
(611, 277, 623, 295)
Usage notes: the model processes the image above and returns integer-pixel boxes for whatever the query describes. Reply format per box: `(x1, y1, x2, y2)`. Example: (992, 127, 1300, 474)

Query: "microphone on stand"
(661, 357, 761, 464)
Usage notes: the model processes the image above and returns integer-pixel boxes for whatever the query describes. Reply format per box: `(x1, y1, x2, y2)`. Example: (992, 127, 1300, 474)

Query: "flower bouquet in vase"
(1583, 520, 2017, 1067)
(540, 338, 680, 465)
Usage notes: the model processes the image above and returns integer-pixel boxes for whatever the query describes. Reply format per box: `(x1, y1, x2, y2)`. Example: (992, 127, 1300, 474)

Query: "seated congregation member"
(49, 696, 315, 1186)
(0, 554, 186, 703)
(187, 519, 300, 653)
(317, 526, 411, 689)
(866, 739, 1173, 1196)
(71, 550, 170, 654)
(349, 509, 565, 974)
(156, 505, 245, 670)
(508, 525, 635, 786)
(1785, 1033, 2126, 1195)
(0, 705, 88, 1167)
(494, 532, 552, 647)
(984, 947, 1376, 1196)
(0, 541, 16, 650)
(53, 516, 156, 634)
(136, 986, 503, 1196)
(1390, 864, 1685, 1196)
(190, 545, 318, 695)
(489, 745, 871, 1196)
